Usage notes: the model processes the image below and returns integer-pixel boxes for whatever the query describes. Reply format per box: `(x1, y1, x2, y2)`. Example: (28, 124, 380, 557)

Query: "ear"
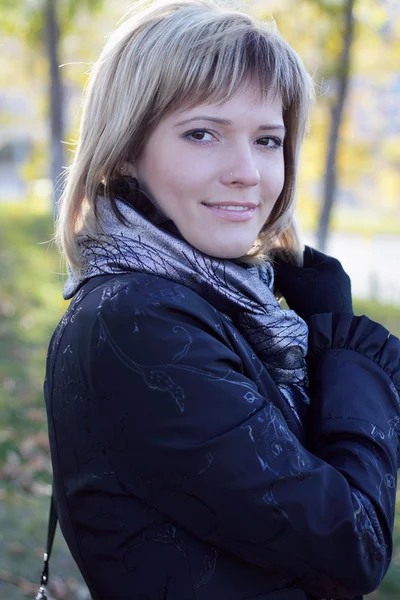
(120, 161, 135, 176)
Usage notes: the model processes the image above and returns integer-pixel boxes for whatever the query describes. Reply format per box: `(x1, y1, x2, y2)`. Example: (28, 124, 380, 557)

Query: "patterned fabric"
(64, 177, 310, 425)
(45, 272, 400, 600)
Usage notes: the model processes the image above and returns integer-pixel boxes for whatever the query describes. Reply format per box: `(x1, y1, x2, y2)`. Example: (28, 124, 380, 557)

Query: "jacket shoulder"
(78, 272, 222, 325)
(59, 273, 227, 354)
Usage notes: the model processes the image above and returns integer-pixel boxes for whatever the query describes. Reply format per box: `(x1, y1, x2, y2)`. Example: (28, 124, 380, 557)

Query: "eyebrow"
(175, 116, 286, 133)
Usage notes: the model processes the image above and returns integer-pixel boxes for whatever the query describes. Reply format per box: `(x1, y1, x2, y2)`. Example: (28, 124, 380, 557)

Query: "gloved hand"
(273, 246, 353, 321)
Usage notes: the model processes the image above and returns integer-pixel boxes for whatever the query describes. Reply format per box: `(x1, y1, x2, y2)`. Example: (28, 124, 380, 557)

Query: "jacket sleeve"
(90, 278, 400, 599)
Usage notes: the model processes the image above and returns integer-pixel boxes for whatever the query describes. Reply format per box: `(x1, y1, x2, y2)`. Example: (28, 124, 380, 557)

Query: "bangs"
(149, 13, 304, 120)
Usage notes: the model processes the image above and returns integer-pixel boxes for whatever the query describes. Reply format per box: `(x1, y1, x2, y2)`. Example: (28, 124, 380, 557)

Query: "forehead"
(170, 84, 284, 124)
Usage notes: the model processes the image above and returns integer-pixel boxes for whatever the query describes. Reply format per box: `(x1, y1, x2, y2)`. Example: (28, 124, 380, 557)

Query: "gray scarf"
(64, 178, 310, 425)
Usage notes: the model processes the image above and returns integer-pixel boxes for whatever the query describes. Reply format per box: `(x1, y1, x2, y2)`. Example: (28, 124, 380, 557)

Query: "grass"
(0, 198, 399, 598)
(353, 298, 400, 337)
(0, 200, 84, 598)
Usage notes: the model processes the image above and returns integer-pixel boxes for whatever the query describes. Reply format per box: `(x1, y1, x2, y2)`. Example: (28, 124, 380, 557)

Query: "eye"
(257, 136, 283, 150)
(183, 129, 216, 144)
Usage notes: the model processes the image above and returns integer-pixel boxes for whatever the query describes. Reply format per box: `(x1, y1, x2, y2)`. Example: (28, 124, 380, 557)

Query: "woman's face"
(133, 84, 285, 258)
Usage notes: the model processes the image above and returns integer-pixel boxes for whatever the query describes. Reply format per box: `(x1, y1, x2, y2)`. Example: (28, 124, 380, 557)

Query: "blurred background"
(0, 0, 399, 598)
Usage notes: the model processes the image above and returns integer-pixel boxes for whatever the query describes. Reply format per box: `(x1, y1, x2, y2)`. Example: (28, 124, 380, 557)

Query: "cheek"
(159, 162, 211, 205)
(140, 153, 193, 217)
(263, 158, 285, 198)
(171, 152, 213, 188)
(277, 163, 286, 195)
(148, 146, 201, 191)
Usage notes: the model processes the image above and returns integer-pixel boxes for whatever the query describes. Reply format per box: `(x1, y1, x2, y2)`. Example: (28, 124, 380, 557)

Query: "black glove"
(273, 246, 353, 321)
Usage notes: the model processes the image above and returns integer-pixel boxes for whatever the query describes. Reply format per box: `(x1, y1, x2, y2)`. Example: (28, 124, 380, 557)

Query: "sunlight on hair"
(56, 0, 314, 277)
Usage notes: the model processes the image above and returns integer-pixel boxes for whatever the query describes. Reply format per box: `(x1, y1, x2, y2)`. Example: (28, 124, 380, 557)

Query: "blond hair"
(56, 0, 313, 275)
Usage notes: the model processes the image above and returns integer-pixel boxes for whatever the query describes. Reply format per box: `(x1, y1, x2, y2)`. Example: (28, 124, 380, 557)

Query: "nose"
(223, 145, 261, 187)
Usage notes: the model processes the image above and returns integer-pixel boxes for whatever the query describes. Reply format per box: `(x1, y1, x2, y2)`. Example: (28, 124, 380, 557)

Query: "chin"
(195, 239, 255, 260)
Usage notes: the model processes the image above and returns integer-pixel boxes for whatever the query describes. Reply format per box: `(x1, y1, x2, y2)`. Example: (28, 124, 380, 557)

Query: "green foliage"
(0, 1, 44, 42)
(0, 0, 104, 44)
(354, 298, 400, 336)
(0, 200, 66, 488)
(306, 0, 348, 18)
(61, 0, 104, 36)
(265, 0, 400, 238)
(0, 200, 87, 597)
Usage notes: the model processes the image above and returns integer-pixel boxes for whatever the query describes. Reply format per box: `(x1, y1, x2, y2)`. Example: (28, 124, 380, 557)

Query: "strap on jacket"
(36, 493, 57, 599)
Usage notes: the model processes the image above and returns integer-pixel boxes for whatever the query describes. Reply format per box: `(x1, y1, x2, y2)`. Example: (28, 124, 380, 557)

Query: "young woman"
(43, 1, 400, 598)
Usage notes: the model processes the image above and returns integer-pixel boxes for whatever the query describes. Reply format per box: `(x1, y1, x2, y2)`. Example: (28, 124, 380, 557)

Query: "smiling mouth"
(202, 203, 257, 222)
(202, 202, 258, 210)
(205, 205, 251, 211)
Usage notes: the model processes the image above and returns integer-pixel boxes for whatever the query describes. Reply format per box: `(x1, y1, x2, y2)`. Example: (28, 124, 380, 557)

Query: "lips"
(202, 202, 258, 209)
(202, 203, 257, 222)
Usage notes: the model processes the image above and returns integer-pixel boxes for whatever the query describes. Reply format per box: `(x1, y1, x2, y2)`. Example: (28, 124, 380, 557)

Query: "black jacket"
(44, 272, 400, 600)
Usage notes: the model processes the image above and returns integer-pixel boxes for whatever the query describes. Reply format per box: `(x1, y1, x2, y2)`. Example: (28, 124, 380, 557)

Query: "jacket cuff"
(307, 313, 400, 392)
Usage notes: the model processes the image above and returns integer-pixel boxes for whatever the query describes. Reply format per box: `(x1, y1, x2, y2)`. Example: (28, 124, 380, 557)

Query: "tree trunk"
(46, 0, 64, 215)
(316, 0, 356, 252)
